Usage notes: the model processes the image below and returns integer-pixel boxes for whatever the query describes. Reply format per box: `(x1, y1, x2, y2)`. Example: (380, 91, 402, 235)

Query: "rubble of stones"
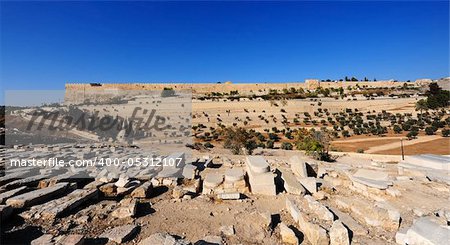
(1, 143, 449, 244)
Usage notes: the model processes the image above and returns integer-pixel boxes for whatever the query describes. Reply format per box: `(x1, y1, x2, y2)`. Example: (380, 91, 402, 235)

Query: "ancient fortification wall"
(65, 80, 416, 103)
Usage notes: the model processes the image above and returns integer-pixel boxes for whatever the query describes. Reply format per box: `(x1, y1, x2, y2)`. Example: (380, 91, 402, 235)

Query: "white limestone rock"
(329, 220, 350, 245)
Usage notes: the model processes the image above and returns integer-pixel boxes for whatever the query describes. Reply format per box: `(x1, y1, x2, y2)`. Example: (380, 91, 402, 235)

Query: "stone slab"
(299, 177, 318, 194)
(280, 222, 299, 245)
(225, 168, 244, 182)
(280, 168, 305, 195)
(182, 164, 196, 179)
(246, 157, 276, 196)
(328, 207, 368, 236)
(304, 195, 334, 221)
(290, 156, 308, 178)
(41, 189, 98, 220)
(351, 169, 392, 189)
(329, 220, 350, 245)
(6, 182, 69, 208)
(246, 156, 269, 173)
(204, 173, 224, 188)
(56, 234, 85, 245)
(217, 192, 241, 200)
(286, 198, 300, 223)
(130, 181, 152, 198)
(298, 212, 329, 245)
(406, 217, 450, 245)
(100, 224, 139, 243)
(0, 186, 27, 204)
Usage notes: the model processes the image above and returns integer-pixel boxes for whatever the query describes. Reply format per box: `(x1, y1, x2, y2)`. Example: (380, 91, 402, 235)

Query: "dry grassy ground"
(192, 97, 449, 156)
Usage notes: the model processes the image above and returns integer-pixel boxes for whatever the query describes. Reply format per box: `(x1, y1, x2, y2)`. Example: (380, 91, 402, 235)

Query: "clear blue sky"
(1, 1, 449, 100)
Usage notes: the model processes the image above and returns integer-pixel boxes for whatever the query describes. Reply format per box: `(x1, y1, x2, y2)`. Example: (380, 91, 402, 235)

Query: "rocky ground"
(1, 143, 449, 245)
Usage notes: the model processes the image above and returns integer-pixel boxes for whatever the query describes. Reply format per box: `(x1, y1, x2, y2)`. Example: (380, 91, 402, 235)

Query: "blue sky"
(1, 1, 449, 101)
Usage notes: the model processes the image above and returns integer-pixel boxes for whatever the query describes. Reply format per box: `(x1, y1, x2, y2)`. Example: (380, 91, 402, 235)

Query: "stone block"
(182, 164, 196, 179)
(286, 198, 300, 223)
(56, 234, 85, 245)
(204, 173, 224, 188)
(304, 195, 334, 221)
(138, 233, 189, 245)
(6, 182, 69, 208)
(246, 156, 270, 173)
(280, 222, 299, 245)
(298, 212, 329, 245)
(299, 177, 317, 194)
(280, 168, 305, 195)
(31, 234, 54, 245)
(219, 225, 235, 236)
(111, 198, 136, 219)
(290, 156, 308, 178)
(130, 181, 152, 198)
(217, 192, 241, 200)
(0, 186, 27, 204)
(351, 169, 392, 189)
(100, 224, 139, 243)
(246, 156, 276, 196)
(329, 220, 350, 245)
(406, 217, 450, 245)
(225, 168, 244, 182)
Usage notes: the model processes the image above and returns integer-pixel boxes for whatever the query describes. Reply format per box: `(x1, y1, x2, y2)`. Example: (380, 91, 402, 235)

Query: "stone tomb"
(245, 156, 276, 196)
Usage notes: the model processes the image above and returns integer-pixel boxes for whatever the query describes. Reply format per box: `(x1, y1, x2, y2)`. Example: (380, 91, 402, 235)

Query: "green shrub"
(281, 142, 293, 150)
(425, 126, 437, 135)
(393, 124, 402, 134)
(161, 87, 176, 97)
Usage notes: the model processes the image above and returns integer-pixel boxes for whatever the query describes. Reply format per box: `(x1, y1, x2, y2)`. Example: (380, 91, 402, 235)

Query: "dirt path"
(332, 136, 403, 144)
(366, 135, 441, 153)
